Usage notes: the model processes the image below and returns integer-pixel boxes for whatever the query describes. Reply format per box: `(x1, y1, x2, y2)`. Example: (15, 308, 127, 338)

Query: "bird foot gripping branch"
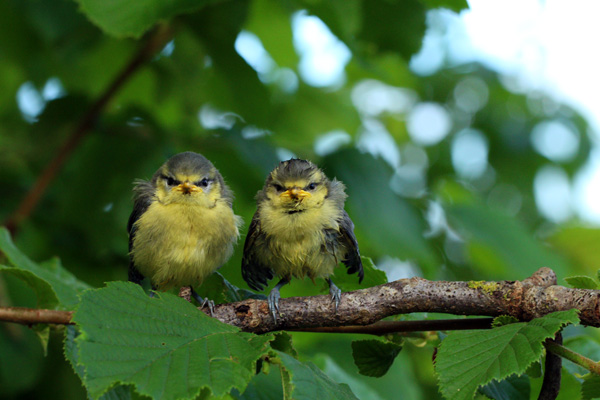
(200, 267, 600, 334)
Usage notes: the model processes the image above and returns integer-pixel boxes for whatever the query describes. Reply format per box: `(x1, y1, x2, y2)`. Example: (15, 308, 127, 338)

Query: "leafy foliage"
(72, 282, 273, 400)
(76, 0, 218, 38)
(435, 310, 579, 400)
(564, 275, 599, 290)
(491, 315, 519, 328)
(478, 374, 529, 400)
(582, 373, 600, 400)
(330, 256, 387, 291)
(351, 339, 403, 377)
(2, 0, 600, 398)
(276, 351, 359, 400)
(269, 332, 298, 358)
(0, 227, 89, 309)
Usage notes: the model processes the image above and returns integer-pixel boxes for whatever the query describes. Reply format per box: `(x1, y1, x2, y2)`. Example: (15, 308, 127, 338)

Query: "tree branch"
(539, 333, 562, 400)
(211, 267, 600, 333)
(3, 24, 173, 236)
(0, 306, 73, 326)
(2, 268, 599, 337)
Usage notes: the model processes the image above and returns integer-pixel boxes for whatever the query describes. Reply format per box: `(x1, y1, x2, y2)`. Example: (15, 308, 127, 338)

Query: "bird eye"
(306, 182, 318, 191)
(197, 178, 210, 188)
(272, 184, 284, 192)
(165, 176, 179, 186)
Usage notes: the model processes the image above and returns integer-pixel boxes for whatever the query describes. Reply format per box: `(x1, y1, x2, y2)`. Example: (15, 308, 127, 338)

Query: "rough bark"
(3, 268, 600, 335)
(208, 267, 600, 333)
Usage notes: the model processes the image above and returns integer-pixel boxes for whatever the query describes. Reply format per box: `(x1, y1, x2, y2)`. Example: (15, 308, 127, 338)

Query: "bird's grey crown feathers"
(256, 158, 347, 207)
(158, 151, 214, 179)
(268, 158, 319, 182)
(136, 151, 234, 206)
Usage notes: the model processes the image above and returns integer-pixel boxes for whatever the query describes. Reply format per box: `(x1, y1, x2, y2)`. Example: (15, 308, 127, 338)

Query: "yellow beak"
(174, 182, 201, 194)
(281, 188, 311, 200)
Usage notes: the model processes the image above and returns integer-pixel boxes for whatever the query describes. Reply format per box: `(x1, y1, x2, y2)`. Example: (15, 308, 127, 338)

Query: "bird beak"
(174, 182, 200, 195)
(282, 188, 311, 200)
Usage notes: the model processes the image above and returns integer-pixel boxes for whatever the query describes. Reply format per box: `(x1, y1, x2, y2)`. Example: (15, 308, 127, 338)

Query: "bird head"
(260, 159, 330, 214)
(151, 152, 229, 207)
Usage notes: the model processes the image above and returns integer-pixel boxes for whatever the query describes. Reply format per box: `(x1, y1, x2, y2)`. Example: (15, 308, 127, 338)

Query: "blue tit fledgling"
(242, 159, 363, 320)
(128, 151, 242, 310)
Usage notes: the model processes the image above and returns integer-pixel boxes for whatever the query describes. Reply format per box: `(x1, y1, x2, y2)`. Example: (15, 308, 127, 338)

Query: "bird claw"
(191, 288, 215, 317)
(267, 289, 281, 322)
(200, 298, 216, 317)
(328, 280, 341, 312)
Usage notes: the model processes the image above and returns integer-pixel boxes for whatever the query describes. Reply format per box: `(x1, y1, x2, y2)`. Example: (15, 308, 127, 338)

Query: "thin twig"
(4, 24, 173, 236)
(545, 339, 600, 375)
(289, 318, 493, 335)
(0, 306, 73, 326)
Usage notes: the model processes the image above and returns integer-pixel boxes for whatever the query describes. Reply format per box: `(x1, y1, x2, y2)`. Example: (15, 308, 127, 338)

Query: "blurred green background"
(2, 0, 600, 398)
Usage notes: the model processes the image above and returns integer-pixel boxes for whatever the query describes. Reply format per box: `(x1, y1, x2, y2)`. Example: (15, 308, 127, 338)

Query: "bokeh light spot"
(407, 102, 452, 146)
(451, 128, 489, 179)
(531, 120, 579, 162)
(534, 165, 572, 223)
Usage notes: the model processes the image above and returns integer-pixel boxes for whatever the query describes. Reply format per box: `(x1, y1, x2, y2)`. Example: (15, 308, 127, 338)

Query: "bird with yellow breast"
(242, 159, 363, 320)
(128, 151, 242, 312)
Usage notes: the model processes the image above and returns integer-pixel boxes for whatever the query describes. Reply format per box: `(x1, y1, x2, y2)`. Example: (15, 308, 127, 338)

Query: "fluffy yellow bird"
(242, 159, 363, 320)
(128, 152, 242, 311)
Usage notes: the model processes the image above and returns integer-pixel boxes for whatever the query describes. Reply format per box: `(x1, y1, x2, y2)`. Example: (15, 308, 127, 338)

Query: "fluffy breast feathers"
(131, 198, 241, 290)
(254, 197, 347, 280)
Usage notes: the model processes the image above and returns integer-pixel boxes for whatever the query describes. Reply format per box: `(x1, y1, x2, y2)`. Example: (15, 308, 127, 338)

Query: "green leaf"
(525, 361, 542, 379)
(0, 265, 58, 310)
(64, 326, 132, 400)
(491, 315, 519, 328)
(329, 256, 387, 292)
(72, 282, 273, 400)
(563, 334, 600, 377)
(269, 332, 298, 358)
(75, 0, 218, 38)
(196, 272, 264, 304)
(0, 227, 90, 309)
(0, 319, 45, 396)
(564, 275, 599, 290)
(419, 0, 469, 12)
(183, 1, 273, 128)
(478, 374, 529, 400)
(232, 365, 284, 400)
(436, 310, 579, 400)
(548, 227, 600, 276)
(313, 354, 387, 400)
(351, 339, 402, 377)
(276, 351, 359, 400)
(358, 0, 427, 60)
(582, 373, 600, 400)
(244, 0, 298, 69)
(441, 198, 570, 279)
(324, 150, 437, 275)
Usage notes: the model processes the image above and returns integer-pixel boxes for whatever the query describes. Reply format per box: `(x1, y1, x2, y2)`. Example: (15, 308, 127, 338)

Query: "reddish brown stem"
(0, 306, 73, 325)
(4, 24, 173, 236)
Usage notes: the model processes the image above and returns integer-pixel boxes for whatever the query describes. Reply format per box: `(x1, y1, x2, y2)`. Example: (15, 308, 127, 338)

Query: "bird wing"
(241, 213, 274, 291)
(338, 210, 364, 283)
(127, 180, 154, 284)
